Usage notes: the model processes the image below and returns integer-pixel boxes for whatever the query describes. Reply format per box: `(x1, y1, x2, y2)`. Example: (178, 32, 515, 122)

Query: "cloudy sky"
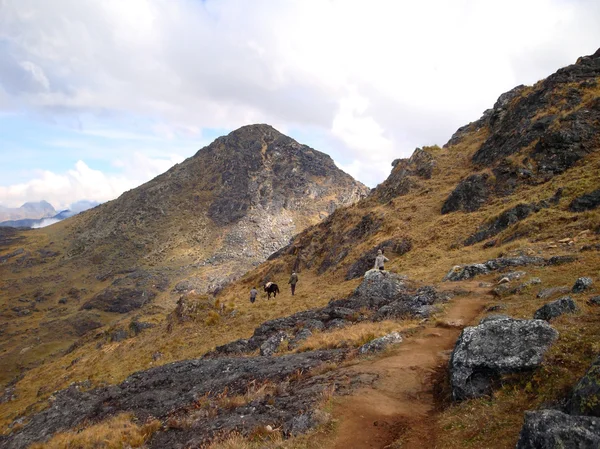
(1, 0, 599, 209)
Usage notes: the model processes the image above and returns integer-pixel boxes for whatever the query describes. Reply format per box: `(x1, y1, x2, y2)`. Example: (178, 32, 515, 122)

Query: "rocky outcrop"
(568, 355, 600, 417)
(464, 203, 538, 245)
(441, 173, 490, 214)
(534, 296, 578, 321)
(516, 409, 600, 449)
(0, 350, 349, 449)
(444, 256, 545, 281)
(449, 317, 558, 400)
(570, 189, 600, 212)
(358, 332, 402, 354)
(374, 147, 436, 203)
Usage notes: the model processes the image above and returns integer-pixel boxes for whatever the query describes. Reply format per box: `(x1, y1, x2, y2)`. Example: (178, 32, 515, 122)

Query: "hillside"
(1, 51, 599, 448)
(0, 124, 368, 387)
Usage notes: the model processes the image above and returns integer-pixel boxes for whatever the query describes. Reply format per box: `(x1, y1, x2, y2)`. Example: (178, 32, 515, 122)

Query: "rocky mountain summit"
(66, 124, 368, 292)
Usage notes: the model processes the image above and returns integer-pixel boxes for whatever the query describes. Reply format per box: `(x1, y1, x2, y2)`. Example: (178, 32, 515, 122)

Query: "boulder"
(260, 331, 288, 356)
(352, 269, 407, 307)
(534, 296, 577, 321)
(537, 286, 570, 299)
(449, 318, 558, 400)
(492, 278, 541, 297)
(588, 296, 600, 306)
(495, 271, 527, 281)
(573, 277, 593, 293)
(358, 332, 403, 354)
(288, 328, 313, 350)
(516, 409, 600, 449)
(546, 255, 578, 265)
(568, 355, 600, 417)
(326, 319, 349, 330)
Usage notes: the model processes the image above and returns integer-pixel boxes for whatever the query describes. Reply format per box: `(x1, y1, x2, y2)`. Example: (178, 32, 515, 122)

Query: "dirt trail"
(328, 284, 489, 449)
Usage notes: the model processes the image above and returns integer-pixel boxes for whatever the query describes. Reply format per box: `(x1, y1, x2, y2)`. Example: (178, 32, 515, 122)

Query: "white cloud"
(0, 0, 599, 197)
(0, 155, 183, 209)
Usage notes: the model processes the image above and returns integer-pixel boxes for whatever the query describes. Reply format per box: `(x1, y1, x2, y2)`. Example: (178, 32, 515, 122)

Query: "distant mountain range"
(0, 200, 99, 228)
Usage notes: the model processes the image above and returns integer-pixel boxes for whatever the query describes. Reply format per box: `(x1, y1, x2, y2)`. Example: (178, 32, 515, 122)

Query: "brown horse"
(264, 282, 280, 299)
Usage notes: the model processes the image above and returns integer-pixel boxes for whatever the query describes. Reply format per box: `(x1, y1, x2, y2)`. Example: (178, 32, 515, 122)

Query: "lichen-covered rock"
(444, 256, 544, 281)
(573, 277, 593, 293)
(534, 296, 578, 321)
(449, 317, 558, 400)
(516, 409, 600, 449)
(260, 331, 288, 356)
(537, 286, 570, 299)
(352, 269, 407, 305)
(358, 332, 403, 354)
(568, 356, 600, 417)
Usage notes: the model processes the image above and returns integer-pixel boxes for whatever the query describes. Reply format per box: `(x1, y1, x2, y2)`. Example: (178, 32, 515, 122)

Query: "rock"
(358, 332, 402, 354)
(326, 319, 349, 330)
(444, 256, 544, 281)
(288, 328, 313, 350)
(211, 339, 250, 356)
(570, 189, 600, 212)
(129, 320, 154, 335)
(260, 331, 288, 356)
(568, 355, 600, 417)
(479, 314, 511, 324)
(302, 319, 325, 331)
(493, 278, 542, 297)
(58, 298, 67, 304)
(354, 269, 406, 300)
(537, 286, 570, 299)
(441, 173, 491, 214)
(464, 203, 539, 246)
(486, 304, 506, 312)
(496, 271, 527, 281)
(374, 286, 447, 320)
(478, 282, 493, 288)
(449, 318, 558, 400)
(546, 255, 578, 265)
(588, 296, 600, 306)
(534, 296, 578, 321)
(110, 329, 128, 342)
(573, 277, 593, 293)
(152, 352, 163, 361)
(516, 409, 600, 449)
(1, 349, 349, 449)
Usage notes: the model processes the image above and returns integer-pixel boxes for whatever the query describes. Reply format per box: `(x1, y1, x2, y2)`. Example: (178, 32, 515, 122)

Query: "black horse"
(264, 282, 280, 299)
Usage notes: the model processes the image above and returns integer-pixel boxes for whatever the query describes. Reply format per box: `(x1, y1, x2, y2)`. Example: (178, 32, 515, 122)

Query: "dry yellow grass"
(293, 319, 418, 353)
(28, 413, 161, 449)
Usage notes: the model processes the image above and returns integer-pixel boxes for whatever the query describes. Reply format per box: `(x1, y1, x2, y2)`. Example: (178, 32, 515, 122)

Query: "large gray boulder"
(516, 409, 600, 449)
(260, 331, 288, 356)
(449, 317, 558, 400)
(568, 355, 600, 417)
(358, 332, 403, 354)
(444, 256, 544, 281)
(533, 296, 577, 321)
(352, 269, 407, 307)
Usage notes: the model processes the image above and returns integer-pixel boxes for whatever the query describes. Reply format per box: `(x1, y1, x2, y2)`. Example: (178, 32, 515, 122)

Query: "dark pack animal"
(264, 282, 280, 299)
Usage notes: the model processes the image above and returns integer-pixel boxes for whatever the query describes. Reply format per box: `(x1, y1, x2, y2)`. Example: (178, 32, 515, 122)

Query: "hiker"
(249, 287, 258, 303)
(373, 249, 389, 271)
(288, 272, 298, 295)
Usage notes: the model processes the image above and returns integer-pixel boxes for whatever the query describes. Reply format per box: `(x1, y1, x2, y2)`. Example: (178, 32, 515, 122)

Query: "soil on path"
(328, 283, 489, 449)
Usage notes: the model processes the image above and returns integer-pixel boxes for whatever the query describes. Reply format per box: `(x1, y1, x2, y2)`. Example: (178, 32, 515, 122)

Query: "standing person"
(373, 249, 389, 271)
(249, 287, 258, 303)
(288, 272, 298, 295)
